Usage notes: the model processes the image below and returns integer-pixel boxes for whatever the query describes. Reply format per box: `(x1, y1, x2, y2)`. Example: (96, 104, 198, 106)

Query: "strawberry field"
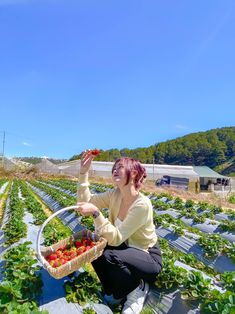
(0, 177, 235, 314)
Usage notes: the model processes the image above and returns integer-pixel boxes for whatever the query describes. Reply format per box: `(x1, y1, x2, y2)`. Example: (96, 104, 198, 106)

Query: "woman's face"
(112, 162, 127, 186)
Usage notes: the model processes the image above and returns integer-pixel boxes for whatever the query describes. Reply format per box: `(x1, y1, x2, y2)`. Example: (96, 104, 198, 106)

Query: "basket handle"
(36, 205, 79, 265)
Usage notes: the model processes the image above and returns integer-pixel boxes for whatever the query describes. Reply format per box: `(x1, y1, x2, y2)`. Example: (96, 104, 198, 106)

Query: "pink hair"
(112, 157, 147, 189)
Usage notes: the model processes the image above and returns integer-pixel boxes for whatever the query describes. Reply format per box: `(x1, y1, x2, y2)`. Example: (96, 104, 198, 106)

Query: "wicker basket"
(36, 206, 107, 279)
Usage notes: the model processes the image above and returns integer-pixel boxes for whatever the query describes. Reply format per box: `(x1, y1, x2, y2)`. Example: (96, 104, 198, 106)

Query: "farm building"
(31, 158, 231, 193)
(193, 166, 230, 192)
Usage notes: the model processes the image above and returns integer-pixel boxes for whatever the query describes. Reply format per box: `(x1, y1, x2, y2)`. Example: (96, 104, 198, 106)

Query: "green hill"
(214, 156, 235, 176)
(70, 126, 235, 175)
(15, 157, 67, 165)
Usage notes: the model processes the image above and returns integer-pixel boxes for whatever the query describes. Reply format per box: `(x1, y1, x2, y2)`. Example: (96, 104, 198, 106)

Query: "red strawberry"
(49, 260, 57, 267)
(75, 240, 82, 248)
(53, 260, 62, 268)
(60, 258, 67, 265)
(48, 253, 57, 261)
(56, 250, 63, 257)
(91, 149, 100, 156)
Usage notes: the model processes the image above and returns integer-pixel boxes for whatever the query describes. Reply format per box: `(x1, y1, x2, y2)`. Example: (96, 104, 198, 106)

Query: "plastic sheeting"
(38, 181, 77, 197)
(0, 195, 11, 257)
(156, 226, 235, 273)
(28, 183, 83, 233)
(156, 209, 235, 243)
(146, 287, 200, 314)
(0, 182, 8, 195)
(215, 213, 235, 222)
(142, 259, 224, 314)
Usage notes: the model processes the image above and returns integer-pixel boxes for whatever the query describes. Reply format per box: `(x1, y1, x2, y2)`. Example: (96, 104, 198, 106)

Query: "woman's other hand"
(76, 202, 99, 216)
(80, 150, 94, 174)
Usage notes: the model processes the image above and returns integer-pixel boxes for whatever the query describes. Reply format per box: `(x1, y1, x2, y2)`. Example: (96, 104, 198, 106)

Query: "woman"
(76, 150, 162, 314)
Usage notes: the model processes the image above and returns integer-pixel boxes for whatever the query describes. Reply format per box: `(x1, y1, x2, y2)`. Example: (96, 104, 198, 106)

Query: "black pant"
(91, 242, 162, 299)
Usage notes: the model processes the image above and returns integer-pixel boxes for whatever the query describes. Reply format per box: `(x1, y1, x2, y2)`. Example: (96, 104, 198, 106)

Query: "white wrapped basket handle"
(36, 205, 79, 265)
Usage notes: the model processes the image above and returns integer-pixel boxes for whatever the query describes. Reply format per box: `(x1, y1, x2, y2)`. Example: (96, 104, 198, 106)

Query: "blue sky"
(0, 0, 234, 159)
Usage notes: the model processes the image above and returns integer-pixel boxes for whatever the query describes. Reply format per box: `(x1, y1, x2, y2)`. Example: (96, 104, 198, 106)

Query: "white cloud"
(22, 142, 32, 147)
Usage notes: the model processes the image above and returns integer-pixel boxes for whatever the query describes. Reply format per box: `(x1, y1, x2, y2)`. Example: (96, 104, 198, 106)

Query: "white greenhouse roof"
(144, 164, 199, 178)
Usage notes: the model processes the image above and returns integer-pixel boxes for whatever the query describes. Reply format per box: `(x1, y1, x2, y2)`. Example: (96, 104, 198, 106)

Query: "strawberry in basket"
(46, 238, 96, 268)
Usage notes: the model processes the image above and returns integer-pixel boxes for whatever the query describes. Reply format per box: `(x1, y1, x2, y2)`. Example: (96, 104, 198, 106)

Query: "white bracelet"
(78, 183, 90, 187)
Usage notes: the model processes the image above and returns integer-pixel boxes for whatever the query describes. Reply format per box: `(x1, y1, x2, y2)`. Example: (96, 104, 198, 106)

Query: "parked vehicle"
(156, 175, 189, 190)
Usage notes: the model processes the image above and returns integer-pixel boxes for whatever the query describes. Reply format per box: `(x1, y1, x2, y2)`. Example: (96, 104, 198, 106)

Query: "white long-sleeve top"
(77, 173, 158, 251)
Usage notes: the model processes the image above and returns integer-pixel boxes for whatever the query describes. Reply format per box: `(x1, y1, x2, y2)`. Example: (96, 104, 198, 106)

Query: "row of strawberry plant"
(128, 188, 235, 312)
(19, 180, 72, 246)
(3, 180, 27, 246)
(39, 178, 112, 195)
(0, 178, 8, 190)
(152, 202, 235, 243)
(42, 178, 78, 194)
(151, 197, 221, 224)
(153, 211, 235, 266)
(150, 191, 234, 215)
(29, 180, 76, 207)
(155, 238, 235, 313)
(0, 181, 11, 226)
(151, 192, 235, 223)
(0, 241, 48, 314)
(0, 180, 49, 313)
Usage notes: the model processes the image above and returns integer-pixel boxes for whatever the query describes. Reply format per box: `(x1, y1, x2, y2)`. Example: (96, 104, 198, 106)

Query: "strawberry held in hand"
(91, 149, 100, 156)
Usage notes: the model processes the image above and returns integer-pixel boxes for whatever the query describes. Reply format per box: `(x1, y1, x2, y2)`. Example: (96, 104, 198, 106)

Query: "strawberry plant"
(154, 245, 187, 290)
(81, 215, 95, 231)
(185, 199, 195, 208)
(220, 271, 235, 291)
(173, 197, 185, 210)
(220, 219, 235, 232)
(172, 225, 184, 236)
(19, 180, 48, 225)
(0, 242, 47, 314)
(181, 271, 212, 300)
(156, 192, 173, 200)
(201, 290, 235, 313)
(64, 271, 102, 305)
(227, 242, 235, 263)
(0, 181, 10, 225)
(46, 178, 78, 194)
(43, 223, 72, 246)
(193, 215, 206, 224)
(3, 181, 27, 245)
(154, 258, 187, 290)
(83, 307, 96, 314)
(151, 199, 170, 210)
(197, 234, 229, 258)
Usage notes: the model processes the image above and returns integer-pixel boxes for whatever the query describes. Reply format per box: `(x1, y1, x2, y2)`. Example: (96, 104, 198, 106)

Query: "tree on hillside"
(69, 127, 235, 171)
